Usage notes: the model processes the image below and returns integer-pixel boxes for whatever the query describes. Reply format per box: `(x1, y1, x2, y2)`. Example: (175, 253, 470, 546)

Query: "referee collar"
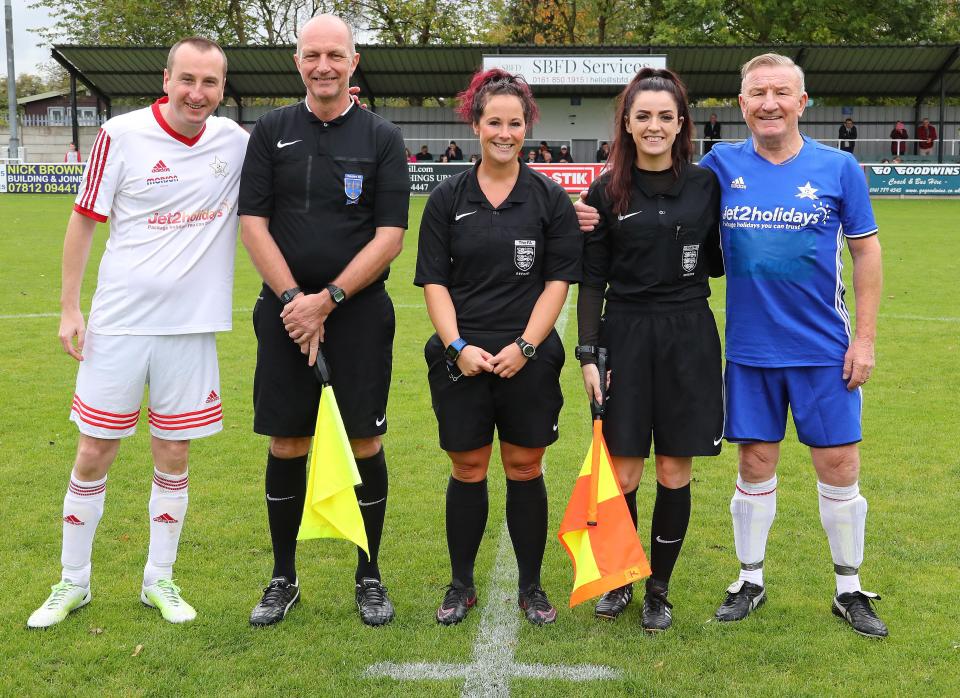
(631, 160, 689, 199)
(302, 98, 355, 126)
(464, 160, 531, 209)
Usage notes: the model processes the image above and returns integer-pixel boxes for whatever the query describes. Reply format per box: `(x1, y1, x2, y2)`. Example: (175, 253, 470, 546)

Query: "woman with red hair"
(578, 68, 724, 631)
(415, 69, 581, 626)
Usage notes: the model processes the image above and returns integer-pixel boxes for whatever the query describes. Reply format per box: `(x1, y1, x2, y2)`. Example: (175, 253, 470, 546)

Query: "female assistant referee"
(414, 69, 581, 626)
(578, 68, 724, 631)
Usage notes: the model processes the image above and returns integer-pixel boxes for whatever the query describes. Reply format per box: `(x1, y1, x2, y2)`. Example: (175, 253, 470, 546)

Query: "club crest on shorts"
(681, 244, 700, 273)
(344, 173, 363, 205)
(514, 239, 536, 273)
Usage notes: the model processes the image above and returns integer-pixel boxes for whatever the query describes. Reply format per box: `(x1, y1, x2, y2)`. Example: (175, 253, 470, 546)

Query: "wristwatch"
(279, 286, 301, 306)
(326, 284, 346, 305)
(445, 337, 468, 363)
(515, 337, 537, 360)
(575, 345, 598, 362)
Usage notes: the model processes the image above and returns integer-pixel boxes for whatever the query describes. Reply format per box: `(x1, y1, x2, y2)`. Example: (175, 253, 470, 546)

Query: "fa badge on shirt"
(514, 239, 536, 274)
(344, 173, 363, 205)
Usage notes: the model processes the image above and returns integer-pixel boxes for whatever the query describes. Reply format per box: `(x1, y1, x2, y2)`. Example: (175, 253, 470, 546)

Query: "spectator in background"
(917, 117, 936, 157)
(703, 113, 721, 153)
(416, 145, 434, 161)
(64, 142, 82, 163)
(839, 118, 857, 154)
(527, 149, 538, 163)
(405, 147, 417, 163)
(557, 145, 573, 162)
(469, 154, 479, 164)
(890, 121, 908, 157)
(444, 141, 464, 161)
(537, 141, 552, 162)
(596, 141, 610, 162)
(439, 154, 449, 163)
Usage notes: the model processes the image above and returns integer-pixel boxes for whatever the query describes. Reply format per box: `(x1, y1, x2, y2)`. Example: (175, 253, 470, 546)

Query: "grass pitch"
(0, 195, 958, 696)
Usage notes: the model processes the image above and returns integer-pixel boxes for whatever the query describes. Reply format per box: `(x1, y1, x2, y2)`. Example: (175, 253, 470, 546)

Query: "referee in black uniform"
(578, 68, 723, 631)
(238, 14, 409, 627)
(415, 69, 581, 627)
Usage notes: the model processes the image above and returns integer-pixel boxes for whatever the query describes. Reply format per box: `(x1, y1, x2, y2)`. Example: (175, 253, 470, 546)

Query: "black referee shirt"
(238, 102, 410, 291)
(414, 162, 582, 333)
(583, 162, 722, 306)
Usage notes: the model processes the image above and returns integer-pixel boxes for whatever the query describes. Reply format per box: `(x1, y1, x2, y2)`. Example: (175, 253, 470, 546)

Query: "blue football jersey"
(700, 135, 877, 367)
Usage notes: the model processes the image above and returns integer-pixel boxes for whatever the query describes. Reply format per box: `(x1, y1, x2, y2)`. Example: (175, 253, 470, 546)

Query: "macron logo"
(205, 390, 220, 404)
(152, 513, 179, 524)
(151, 160, 171, 173)
(730, 176, 747, 190)
(63, 514, 85, 526)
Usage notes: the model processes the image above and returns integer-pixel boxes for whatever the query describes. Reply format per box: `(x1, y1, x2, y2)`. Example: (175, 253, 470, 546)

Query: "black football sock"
(649, 481, 691, 586)
(265, 452, 307, 583)
(624, 486, 639, 530)
(506, 475, 548, 591)
(446, 476, 489, 589)
(355, 448, 388, 583)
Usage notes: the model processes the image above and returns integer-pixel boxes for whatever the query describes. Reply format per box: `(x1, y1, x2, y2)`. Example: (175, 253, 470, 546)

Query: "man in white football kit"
(27, 38, 249, 628)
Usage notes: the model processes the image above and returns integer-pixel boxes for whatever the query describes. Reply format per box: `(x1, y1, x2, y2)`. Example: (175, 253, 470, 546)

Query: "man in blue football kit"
(575, 53, 886, 637)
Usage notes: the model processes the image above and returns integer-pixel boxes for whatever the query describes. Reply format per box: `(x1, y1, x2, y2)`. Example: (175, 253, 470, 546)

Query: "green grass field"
(0, 195, 958, 697)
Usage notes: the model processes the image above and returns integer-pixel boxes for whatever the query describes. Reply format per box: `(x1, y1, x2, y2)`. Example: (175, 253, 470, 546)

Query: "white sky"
(2, 0, 56, 77)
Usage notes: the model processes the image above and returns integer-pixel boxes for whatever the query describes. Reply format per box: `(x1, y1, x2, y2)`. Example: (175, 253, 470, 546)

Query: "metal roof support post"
(938, 75, 945, 164)
(913, 99, 922, 156)
(104, 96, 112, 120)
(70, 72, 80, 153)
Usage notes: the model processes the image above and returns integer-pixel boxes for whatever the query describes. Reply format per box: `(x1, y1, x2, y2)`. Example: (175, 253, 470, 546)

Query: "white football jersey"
(74, 98, 248, 335)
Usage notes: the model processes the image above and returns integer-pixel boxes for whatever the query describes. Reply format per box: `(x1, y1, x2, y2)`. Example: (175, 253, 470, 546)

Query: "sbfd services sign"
(482, 55, 667, 85)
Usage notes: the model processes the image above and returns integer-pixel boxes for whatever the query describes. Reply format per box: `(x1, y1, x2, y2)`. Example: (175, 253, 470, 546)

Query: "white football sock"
(731, 475, 777, 587)
(817, 480, 866, 595)
(144, 468, 188, 587)
(61, 471, 107, 588)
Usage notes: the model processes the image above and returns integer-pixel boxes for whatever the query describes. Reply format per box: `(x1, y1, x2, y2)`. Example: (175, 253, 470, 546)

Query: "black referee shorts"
(600, 300, 723, 458)
(425, 330, 564, 452)
(252, 285, 394, 439)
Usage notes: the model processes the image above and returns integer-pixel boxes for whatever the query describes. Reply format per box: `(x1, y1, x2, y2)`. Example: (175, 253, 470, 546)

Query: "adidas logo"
(731, 176, 747, 190)
(205, 390, 220, 404)
(151, 160, 171, 173)
(63, 514, 85, 526)
(152, 513, 179, 524)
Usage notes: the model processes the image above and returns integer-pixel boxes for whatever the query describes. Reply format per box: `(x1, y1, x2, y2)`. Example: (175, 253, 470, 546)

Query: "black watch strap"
(326, 284, 346, 305)
(515, 337, 537, 359)
(575, 344, 598, 363)
(279, 286, 301, 306)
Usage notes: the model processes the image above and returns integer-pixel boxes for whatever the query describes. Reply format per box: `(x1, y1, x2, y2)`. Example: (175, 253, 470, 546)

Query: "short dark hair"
(167, 37, 227, 78)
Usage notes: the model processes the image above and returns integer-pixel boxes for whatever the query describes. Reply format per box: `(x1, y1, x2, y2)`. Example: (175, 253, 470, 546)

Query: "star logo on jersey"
(209, 156, 228, 178)
(796, 181, 819, 200)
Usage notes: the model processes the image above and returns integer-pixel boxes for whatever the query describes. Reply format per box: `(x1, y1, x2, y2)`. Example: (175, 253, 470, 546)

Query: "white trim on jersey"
(834, 224, 852, 339)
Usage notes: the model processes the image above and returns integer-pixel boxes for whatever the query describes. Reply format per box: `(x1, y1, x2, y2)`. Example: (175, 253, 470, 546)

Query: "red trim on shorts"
(152, 97, 206, 147)
(148, 403, 222, 421)
(71, 395, 140, 429)
(735, 484, 777, 497)
(148, 413, 222, 431)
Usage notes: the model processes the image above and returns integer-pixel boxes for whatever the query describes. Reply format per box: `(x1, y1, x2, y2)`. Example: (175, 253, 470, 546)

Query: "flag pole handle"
(312, 347, 332, 387)
(587, 348, 607, 526)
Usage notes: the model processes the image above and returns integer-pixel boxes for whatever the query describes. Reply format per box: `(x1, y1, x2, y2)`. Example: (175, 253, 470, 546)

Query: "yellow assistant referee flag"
(297, 386, 369, 556)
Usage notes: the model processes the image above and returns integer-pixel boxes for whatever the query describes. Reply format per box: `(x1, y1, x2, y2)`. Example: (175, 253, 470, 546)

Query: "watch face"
(522, 344, 535, 357)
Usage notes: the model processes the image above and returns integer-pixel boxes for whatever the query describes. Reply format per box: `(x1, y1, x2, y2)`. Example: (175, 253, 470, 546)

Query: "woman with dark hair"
(577, 68, 724, 631)
(415, 69, 581, 626)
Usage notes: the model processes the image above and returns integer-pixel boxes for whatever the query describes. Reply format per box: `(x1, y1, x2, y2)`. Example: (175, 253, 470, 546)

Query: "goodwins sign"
(482, 55, 667, 85)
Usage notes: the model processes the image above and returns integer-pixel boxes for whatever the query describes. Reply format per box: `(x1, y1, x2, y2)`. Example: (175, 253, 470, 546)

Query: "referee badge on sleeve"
(344, 173, 363, 205)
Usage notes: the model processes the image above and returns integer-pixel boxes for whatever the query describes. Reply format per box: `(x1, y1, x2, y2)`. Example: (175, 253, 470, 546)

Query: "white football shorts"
(70, 331, 222, 440)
